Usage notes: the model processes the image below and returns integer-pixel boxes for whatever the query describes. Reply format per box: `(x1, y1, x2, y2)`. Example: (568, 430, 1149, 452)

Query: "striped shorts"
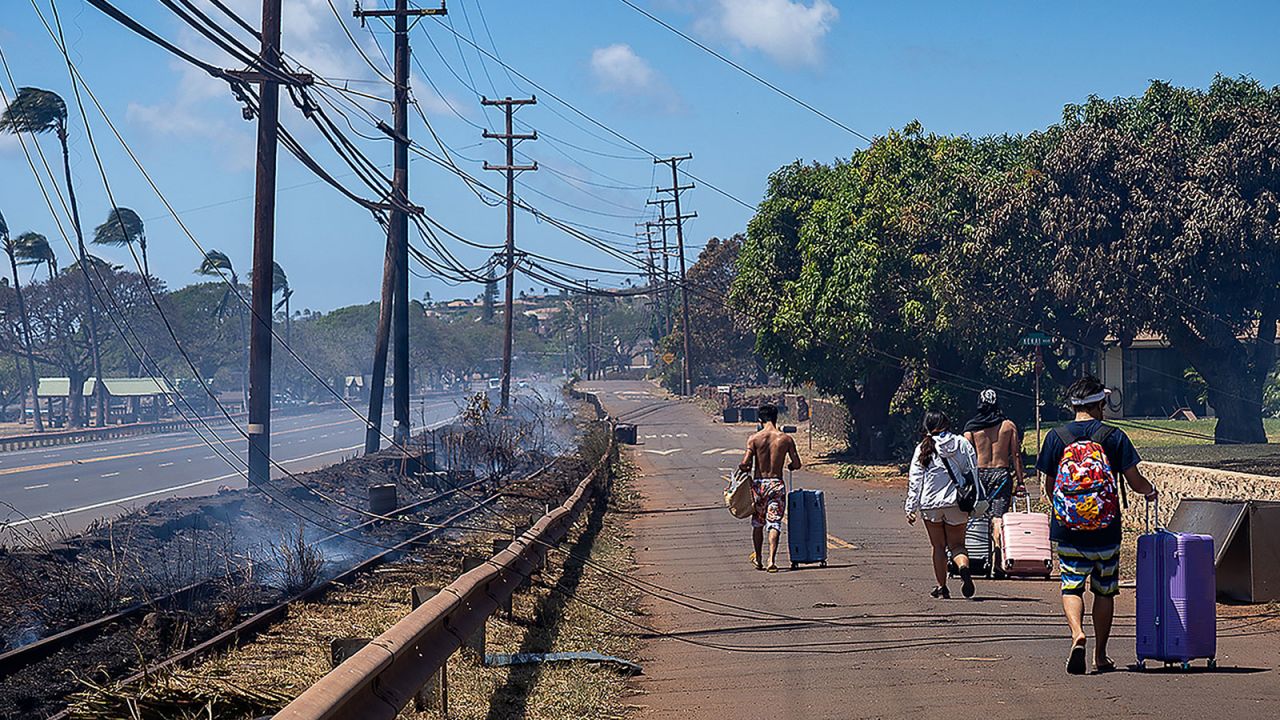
(1057, 542, 1120, 597)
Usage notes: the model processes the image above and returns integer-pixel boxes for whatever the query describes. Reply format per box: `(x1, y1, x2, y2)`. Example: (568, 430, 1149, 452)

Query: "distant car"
(487, 378, 502, 390)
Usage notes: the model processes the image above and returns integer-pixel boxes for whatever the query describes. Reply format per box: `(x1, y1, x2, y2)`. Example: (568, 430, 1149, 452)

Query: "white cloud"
(701, 0, 839, 68)
(589, 44, 681, 111)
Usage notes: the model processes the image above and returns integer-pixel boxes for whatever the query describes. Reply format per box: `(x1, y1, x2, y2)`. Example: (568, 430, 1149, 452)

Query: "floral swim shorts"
(752, 478, 786, 533)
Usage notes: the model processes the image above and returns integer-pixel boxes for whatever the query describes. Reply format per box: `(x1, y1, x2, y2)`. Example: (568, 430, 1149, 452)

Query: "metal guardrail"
(275, 431, 615, 720)
(0, 402, 346, 453)
(0, 419, 195, 452)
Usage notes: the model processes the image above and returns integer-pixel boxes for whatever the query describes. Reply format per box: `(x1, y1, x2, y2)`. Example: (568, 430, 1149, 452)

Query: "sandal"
(1094, 657, 1117, 674)
(767, 565, 779, 573)
(959, 566, 976, 599)
(1067, 643, 1087, 675)
(750, 552, 763, 571)
(930, 585, 951, 599)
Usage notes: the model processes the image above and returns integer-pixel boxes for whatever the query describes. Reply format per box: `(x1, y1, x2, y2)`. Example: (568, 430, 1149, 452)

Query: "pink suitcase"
(999, 496, 1053, 578)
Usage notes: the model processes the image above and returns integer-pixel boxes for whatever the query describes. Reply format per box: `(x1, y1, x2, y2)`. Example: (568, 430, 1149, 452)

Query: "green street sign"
(1020, 331, 1053, 347)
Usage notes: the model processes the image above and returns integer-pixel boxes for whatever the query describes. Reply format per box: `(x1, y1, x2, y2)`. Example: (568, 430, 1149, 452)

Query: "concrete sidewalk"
(585, 380, 1280, 720)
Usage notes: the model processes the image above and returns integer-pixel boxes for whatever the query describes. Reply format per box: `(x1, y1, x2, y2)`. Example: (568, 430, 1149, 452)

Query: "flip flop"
(1067, 644, 1087, 675)
(750, 552, 763, 571)
(767, 566, 778, 573)
(1094, 657, 1117, 674)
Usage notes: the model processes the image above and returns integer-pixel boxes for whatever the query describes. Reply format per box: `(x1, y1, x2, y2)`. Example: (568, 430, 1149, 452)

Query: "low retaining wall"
(809, 397, 850, 443)
(1125, 461, 1280, 528)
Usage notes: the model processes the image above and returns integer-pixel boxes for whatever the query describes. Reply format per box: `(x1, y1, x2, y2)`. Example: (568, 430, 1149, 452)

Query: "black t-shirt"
(1036, 420, 1141, 548)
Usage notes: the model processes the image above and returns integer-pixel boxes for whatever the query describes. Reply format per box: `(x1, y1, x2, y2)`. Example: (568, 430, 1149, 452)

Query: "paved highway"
(0, 394, 464, 538)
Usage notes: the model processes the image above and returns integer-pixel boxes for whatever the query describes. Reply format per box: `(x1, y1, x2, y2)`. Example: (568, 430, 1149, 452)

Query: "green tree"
(92, 207, 148, 276)
(0, 211, 43, 430)
(2, 87, 107, 426)
(734, 124, 1000, 458)
(663, 234, 764, 389)
(977, 77, 1280, 443)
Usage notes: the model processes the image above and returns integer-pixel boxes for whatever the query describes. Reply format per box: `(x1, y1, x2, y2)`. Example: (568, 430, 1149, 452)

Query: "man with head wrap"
(963, 389, 1026, 549)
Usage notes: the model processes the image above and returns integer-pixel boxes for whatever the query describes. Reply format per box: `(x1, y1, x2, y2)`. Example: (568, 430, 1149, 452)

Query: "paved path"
(0, 395, 463, 537)
(584, 380, 1280, 720)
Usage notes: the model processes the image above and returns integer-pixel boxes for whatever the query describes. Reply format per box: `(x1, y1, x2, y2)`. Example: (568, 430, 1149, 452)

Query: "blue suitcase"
(787, 486, 828, 569)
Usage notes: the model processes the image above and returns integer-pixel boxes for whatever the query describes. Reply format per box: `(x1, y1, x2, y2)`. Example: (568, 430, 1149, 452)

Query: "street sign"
(661, 352, 676, 364)
(1020, 331, 1053, 347)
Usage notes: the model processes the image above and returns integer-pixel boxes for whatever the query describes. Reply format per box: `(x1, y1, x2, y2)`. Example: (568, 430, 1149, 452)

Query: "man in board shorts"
(1038, 376, 1157, 675)
(739, 404, 802, 573)
(963, 389, 1026, 553)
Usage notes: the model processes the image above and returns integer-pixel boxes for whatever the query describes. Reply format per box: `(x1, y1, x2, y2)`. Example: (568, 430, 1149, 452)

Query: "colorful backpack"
(1052, 426, 1120, 531)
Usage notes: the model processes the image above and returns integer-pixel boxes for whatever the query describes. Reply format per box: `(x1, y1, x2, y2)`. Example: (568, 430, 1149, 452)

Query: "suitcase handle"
(1145, 496, 1161, 532)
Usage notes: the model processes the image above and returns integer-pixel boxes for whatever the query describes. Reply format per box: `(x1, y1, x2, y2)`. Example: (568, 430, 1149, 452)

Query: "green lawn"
(1021, 418, 1280, 454)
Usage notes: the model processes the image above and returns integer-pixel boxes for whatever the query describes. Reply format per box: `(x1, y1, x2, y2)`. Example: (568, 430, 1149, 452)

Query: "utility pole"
(355, 1, 441, 451)
(481, 96, 537, 413)
(655, 155, 697, 396)
(646, 198, 675, 337)
(636, 222, 661, 344)
(226, 0, 313, 486)
(584, 280, 594, 380)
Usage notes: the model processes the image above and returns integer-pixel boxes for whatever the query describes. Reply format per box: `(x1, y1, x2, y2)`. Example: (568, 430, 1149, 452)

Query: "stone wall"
(1124, 461, 1280, 529)
(810, 397, 850, 444)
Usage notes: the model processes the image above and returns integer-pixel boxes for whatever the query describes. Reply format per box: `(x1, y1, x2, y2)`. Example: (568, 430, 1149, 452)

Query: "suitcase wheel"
(820, 560, 827, 568)
(1181, 661, 1191, 671)
(1208, 658, 1217, 669)
(791, 562, 798, 570)
(1137, 659, 1146, 671)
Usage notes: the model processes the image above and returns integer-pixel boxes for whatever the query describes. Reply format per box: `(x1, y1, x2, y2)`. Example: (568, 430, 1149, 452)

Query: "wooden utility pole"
(481, 96, 537, 413)
(355, 0, 442, 450)
(654, 156, 697, 396)
(646, 198, 675, 337)
(227, 0, 313, 486)
(584, 280, 594, 380)
(635, 222, 661, 343)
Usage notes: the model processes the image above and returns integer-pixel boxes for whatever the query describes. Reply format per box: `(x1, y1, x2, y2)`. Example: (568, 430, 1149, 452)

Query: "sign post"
(1020, 332, 1053, 451)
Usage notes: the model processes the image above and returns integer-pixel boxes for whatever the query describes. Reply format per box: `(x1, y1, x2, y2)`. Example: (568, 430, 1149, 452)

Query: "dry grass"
(60, 458, 644, 720)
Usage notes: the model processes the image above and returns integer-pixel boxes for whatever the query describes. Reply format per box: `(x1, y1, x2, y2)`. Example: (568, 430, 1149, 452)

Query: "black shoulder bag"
(941, 457, 978, 513)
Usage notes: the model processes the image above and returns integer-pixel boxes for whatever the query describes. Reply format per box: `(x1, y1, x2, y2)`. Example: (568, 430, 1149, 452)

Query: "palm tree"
(197, 250, 248, 412)
(2, 87, 106, 427)
(271, 261, 293, 345)
(271, 261, 294, 398)
(93, 207, 148, 277)
(14, 231, 57, 280)
(0, 212, 43, 431)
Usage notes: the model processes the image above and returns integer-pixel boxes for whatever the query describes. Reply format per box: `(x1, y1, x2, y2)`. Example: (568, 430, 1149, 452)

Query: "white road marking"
(675, 433, 689, 438)
(202, 455, 215, 460)
(660, 434, 673, 438)
(702, 448, 727, 455)
(721, 449, 743, 455)
(643, 434, 658, 439)
(101, 472, 121, 478)
(642, 448, 683, 456)
(1, 470, 242, 530)
(158, 462, 174, 467)
(23, 483, 49, 491)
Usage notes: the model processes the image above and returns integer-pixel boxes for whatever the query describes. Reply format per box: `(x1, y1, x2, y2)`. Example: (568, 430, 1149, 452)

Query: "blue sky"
(2, 0, 1278, 312)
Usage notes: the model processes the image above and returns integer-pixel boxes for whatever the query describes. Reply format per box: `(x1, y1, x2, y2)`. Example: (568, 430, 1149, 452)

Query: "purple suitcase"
(1135, 500, 1217, 669)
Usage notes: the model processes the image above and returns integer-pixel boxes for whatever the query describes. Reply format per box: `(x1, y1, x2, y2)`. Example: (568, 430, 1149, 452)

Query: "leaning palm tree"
(271, 261, 294, 398)
(197, 250, 248, 412)
(2, 87, 105, 427)
(14, 231, 57, 280)
(271, 261, 293, 345)
(1, 212, 43, 431)
(93, 207, 148, 277)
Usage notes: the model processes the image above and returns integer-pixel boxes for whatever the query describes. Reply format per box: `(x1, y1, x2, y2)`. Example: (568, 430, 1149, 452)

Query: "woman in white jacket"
(905, 410, 981, 599)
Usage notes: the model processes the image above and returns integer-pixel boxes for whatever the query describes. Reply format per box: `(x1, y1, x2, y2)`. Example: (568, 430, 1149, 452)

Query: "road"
(584, 380, 1280, 720)
(0, 394, 464, 538)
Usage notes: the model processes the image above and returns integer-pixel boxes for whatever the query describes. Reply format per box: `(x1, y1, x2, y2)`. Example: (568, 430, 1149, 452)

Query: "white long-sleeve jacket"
(905, 432, 979, 514)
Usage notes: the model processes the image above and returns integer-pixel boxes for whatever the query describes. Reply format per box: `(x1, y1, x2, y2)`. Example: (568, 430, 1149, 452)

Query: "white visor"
(1070, 389, 1110, 406)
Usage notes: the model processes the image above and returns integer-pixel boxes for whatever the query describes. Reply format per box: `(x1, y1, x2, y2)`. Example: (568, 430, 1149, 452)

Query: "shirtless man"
(738, 404, 802, 573)
(963, 390, 1026, 552)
